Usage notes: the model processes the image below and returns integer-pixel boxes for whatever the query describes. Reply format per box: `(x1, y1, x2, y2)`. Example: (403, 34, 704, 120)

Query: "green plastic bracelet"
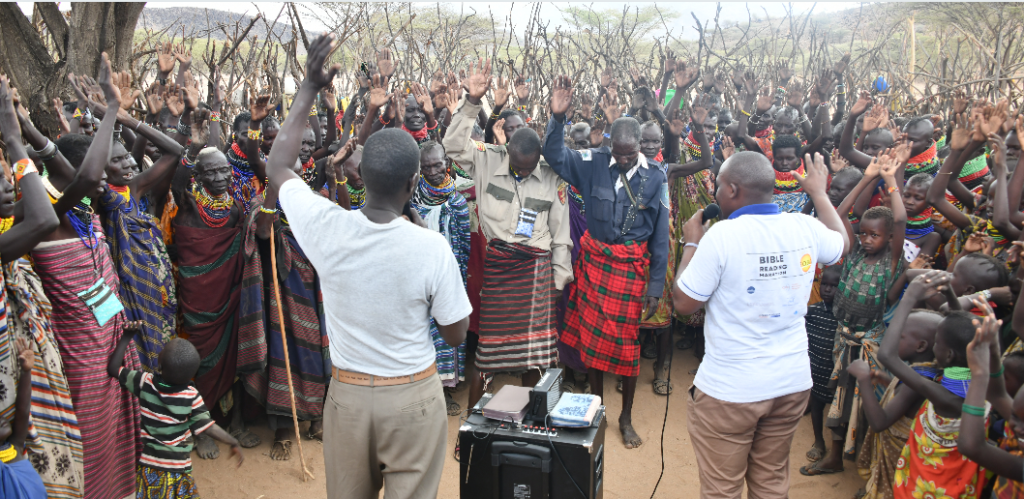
(991, 364, 1004, 378)
(961, 404, 986, 417)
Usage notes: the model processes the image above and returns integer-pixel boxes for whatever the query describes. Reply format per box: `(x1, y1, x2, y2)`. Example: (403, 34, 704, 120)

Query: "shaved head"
(719, 151, 775, 196)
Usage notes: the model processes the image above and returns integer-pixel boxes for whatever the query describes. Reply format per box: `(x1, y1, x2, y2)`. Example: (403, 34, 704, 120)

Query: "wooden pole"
(269, 231, 315, 481)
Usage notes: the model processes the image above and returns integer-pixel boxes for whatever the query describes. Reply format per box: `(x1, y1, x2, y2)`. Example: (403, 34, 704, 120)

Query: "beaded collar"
(347, 184, 366, 210)
(905, 207, 935, 240)
(299, 158, 317, 187)
(773, 164, 805, 194)
(192, 184, 233, 228)
(413, 174, 456, 207)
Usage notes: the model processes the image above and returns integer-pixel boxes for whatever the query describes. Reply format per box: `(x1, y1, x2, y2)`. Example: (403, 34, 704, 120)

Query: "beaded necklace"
(940, 366, 972, 399)
(905, 207, 935, 240)
(192, 184, 233, 228)
(753, 126, 776, 164)
(108, 184, 134, 212)
(905, 144, 940, 178)
(413, 174, 456, 207)
(402, 123, 430, 142)
(69, 203, 97, 248)
(0, 216, 12, 234)
(347, 184, 366, 210)
(510, 166, 527, 182)
(987, 219, 1008, 246)
(912, 364, 940, 380)
(0, 443, 16, 464)
(299, 157, 317, 187)
(683, 126, 722, 160)
(773, 164, 805, 194)
(567, 185, 584, 209)
(958, 153, 990, 192)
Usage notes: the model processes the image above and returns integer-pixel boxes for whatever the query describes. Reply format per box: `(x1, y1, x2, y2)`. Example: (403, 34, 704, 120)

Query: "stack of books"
(549, 393, 602, 428)
(482, 385, 532, 423)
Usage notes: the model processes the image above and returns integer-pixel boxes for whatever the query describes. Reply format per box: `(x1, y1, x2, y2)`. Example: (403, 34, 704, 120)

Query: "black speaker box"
(458, 410, 605, 499)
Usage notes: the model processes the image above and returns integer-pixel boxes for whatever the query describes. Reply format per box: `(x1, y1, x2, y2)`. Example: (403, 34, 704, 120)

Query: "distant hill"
(138, 7, 311, 42)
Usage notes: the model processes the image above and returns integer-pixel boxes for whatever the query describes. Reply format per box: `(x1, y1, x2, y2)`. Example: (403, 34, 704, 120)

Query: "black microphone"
(702, 203, 721, 223)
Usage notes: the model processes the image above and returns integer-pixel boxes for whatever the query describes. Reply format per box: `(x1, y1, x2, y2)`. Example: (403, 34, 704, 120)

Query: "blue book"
(550, 393, 602, 427)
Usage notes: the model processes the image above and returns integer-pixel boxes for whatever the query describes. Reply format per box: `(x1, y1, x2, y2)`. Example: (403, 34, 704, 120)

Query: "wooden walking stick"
(269, 231, 315, 481)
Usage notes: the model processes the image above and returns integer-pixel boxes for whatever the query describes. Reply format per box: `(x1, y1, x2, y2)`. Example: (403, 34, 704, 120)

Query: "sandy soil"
(192, 350, 864, 499)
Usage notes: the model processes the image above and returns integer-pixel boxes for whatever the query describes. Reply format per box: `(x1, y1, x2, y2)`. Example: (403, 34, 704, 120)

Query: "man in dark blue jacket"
(543, 75, 670, 449)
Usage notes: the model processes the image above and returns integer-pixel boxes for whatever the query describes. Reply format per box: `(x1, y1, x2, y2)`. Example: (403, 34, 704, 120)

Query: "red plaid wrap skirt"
(562, 231, 649, 376)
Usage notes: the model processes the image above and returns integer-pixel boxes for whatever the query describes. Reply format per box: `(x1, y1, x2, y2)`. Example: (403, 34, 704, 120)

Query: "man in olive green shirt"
(443, 60, 572, 409)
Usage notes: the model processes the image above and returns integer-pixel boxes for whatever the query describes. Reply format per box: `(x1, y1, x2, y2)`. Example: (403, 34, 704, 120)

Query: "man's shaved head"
(720, 151, 775, 196)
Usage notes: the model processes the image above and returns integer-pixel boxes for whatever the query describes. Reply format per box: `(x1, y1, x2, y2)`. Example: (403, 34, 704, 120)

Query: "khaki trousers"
(323, 373, 448, 499)
(687, 385, 810, 499)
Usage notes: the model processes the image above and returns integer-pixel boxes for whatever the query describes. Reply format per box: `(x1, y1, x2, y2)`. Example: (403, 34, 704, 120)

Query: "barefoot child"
(851, 309, 942, 499)
(958, 298, 1022, 495)
(107, 324, 243, 497)
(880, 272, 988, 499)
(805, 265, 842, 462)
(803, 154, 907, 476)
(0, 338, 46, 499)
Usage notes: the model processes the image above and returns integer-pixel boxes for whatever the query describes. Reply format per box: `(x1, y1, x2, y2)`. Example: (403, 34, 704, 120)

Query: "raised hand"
(210, 65, 225, 110)
(164, 84, 184, 117)
(863, 104, 888, 132)
(664, 49, 677, 75)
(445, 85, 459, 116)
(864, 155, 883, 179)
(157, 42, 176, 74)
(668, 117, 686, 137)
(878, 153, 899, 181)
(950, 113, 972, 150)
(787, 81, 804, 108)
(306, 34, 341, 89)
(850, 90, 874, 116)
(742, 71, 759, 98)
(515, 76, 530, 102)
(113, 71, 141, 111)
(173, 43, 192, 72)
(721, 135, 736, 159)
(601, 67, 615, 90)
(793, 152, 829, 195)
(580, 94, 593, 120)
(249, 93, 274, 122)
(493, 118, 507, 145)
(833, 53, 851, 75)
(690, 95, 709, 126)
(988, 132, 1007, 171)
(376, 48, 396, 80)
(600, 89, 623, 122)
(96, 53, 121, 108)
(493, 77, 511, 107)
(589, 118, 605, 147)
(190, 108, 211, 147)
(53, 97, 71, 133)
(906, 270, 953, 303)
(674, 59, 699, 89)
(978, 100, 1008, 137)
(549, 75, 574, 116)
(755, 87, 773, 113)
(830, 149, 850, 172)
(181, 71, 200, 110)
(411, 82, 433, 114)
(331, 138, 357, 169)
(464, 58, 492, 101)
(322, 87, 337, 113)
(952, 89, 970, 115)
(145, 84, 165, 115)
(892, 139, 912, 164)
(731, 63, 746, 90)
(777, 60, 794, 84)
(430, 70, 446, 95)
(366, 74, 390, 111)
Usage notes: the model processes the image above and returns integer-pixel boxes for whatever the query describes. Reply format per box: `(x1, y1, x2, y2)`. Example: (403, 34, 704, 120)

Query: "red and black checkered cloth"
(562, 231, 649, 377)
(475, 240, 559, 374)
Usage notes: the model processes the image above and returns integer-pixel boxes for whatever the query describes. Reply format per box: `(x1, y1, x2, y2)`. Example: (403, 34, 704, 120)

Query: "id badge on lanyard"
(515, 207, 538, 238)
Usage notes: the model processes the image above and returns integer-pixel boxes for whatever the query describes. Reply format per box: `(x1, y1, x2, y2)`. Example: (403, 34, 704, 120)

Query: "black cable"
(546, 413, 589, 498)
(649, 339, 672, 499)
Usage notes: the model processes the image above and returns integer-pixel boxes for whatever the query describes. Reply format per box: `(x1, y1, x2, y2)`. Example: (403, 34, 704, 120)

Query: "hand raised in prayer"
(906, 270, 953, 304)
(793, 152, 829, 196)
(493, 77, 511, 108)
(492, 118, 507, 146)
(97, 53, 122, 109)
(464, 58, 493, 101)
(549, 75, 574, 116)
(306, 34, 342, 89)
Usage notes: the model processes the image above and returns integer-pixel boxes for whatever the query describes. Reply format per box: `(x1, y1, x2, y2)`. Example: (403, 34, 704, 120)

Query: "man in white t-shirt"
(672, 151, 850, 499)
(264, 34, 472, 499)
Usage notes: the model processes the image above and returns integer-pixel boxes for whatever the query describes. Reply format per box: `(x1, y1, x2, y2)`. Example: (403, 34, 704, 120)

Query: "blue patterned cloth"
(413, 177, 471, 386)
(772, 191, 810, 214)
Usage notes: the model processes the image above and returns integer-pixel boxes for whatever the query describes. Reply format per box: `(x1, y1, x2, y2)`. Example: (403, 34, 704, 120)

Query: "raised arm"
(957, 301, 1022, 481)
(838, 91, 876, 170)
(879, 273, 967, 417)
(0, 76, 59, 262)
(989, 133, 1022, 241)
(1005, 117, 1024, 228)
(545, 75, 589, 188)
(666, 103, 713, 181)
(926, 114, 975, 230)
(878, 155, 907, 270)
(246, 93, 273, 181)
(441, 59, 494, 179)
(266, 34, 340, 194)
(795, 152, 851, 256)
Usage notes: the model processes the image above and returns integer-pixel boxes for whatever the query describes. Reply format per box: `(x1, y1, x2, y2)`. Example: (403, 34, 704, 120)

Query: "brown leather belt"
(331, 363, 437, 387)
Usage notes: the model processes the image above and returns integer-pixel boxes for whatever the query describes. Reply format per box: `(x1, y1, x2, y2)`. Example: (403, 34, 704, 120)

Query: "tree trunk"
(0, 2, 145, 138)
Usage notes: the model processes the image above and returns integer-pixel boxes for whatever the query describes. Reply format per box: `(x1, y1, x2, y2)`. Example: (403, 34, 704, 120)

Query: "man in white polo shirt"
(264, 34, 472, 499)
(672, 151, 850, 499)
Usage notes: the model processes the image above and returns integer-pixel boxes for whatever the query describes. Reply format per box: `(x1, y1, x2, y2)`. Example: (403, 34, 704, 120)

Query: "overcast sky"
(24, 1, 860, 41)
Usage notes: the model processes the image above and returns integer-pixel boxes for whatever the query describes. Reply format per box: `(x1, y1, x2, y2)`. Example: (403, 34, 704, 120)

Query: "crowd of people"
(0, 27, 1022, 499)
